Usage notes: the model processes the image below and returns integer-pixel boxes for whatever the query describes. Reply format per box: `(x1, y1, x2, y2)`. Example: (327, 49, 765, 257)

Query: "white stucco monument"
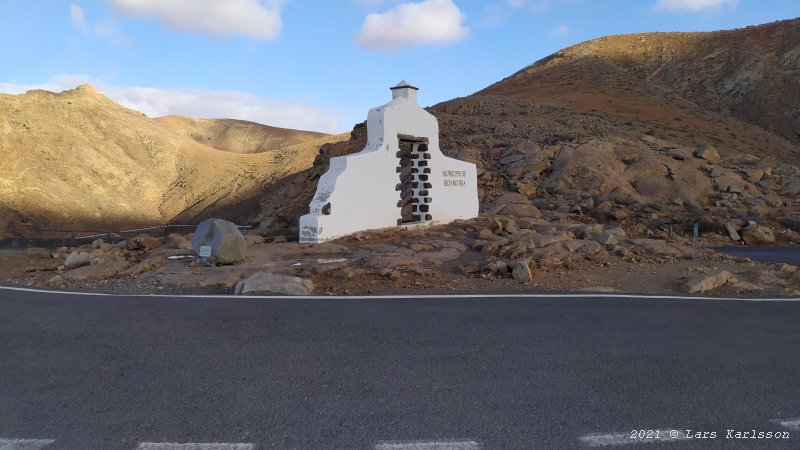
(299, 81, 479, 243)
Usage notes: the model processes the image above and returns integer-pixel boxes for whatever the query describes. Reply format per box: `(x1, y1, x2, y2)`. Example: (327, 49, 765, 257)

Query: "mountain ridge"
(0, 85, 346, 235)
(482, 17, 800, 145)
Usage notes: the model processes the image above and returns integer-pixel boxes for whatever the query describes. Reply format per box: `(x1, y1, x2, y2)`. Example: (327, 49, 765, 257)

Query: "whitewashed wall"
(299, 82, 478, 243)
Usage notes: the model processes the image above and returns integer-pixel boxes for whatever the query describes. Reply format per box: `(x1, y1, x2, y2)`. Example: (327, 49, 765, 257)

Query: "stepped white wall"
(299, 82, 478, 243)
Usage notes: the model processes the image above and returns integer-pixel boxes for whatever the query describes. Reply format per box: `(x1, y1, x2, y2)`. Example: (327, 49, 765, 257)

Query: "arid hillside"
(254, 19, 800, 241)
(0, 85, 346, 235)
(156, 116, 328, 154)
(482, 17, 800, 144)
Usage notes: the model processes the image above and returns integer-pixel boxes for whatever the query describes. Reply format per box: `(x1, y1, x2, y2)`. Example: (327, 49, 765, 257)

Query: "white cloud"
(109, 0, 284, 41)
(357, 0, 469, 51)
(652, 0, 738, 12)
(69, 3, 129, 46)
(481, 0, 580, 26)
(353, 0, 387, 7)
(0, 75, 341, 133)
(70, 3, 86, 29)
(551, 24, 570, 36)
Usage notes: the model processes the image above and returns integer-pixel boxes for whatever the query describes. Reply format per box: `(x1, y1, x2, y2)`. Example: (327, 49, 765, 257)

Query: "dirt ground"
(2, 236, 796, 298)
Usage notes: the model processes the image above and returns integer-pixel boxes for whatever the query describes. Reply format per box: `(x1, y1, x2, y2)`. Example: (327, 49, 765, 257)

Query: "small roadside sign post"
(198, 245, 212, 264)
(693, 223, 699, 241)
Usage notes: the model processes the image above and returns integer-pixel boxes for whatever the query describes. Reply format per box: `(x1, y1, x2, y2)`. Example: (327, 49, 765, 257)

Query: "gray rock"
(715, 173, 747, 193)
(747, 169, 764, 182)
(64, 251, 92, 270)
(666, 148, 692, 161)
(742, 196, 767, 210)
(610, 245, 629, 257)
(511, 259, 533, 281)
(781, 181, 800, 197)
(364, 255, 423, 270)
(762, 195, 783, 207)
(725, 222, 741, 241)
(686, 271, 734, 294)
(740, 153, 761, 165)
(192, 218, 247, 265)
(120, 257, 166, 276)
(574, 224, 604, 239)
(482, 259, 508, 277)
(694, 145, 720, 163)
(497, 203, 542, 218)
(457, 263, 480, 274)
(235, 272, 313, 296)
(417, 248, 462, 264)
(61, 261, 131, 282)
(757, 180, 781, 191)
(530, 231, 575, 248)
(596, 227, 627, 246)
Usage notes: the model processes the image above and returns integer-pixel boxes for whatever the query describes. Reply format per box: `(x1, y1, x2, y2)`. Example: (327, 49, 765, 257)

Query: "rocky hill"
(483, 17, 800, 145)
(0, 85, 345, 235)
(254, 19, 800, 242)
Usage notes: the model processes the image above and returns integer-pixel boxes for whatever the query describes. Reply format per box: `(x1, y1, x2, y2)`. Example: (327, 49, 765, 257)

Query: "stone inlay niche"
(299, 81, 478, 243)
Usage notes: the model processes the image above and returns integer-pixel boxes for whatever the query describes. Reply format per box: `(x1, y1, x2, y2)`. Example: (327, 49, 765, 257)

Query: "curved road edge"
(0, 284, 798, 302)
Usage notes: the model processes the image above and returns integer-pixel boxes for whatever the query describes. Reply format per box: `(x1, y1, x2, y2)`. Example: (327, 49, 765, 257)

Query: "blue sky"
(0, 0, 797, 133)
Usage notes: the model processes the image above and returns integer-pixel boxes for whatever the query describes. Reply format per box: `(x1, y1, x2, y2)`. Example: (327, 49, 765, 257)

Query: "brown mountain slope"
(0, 85, 346, 235)
(156, 116, 328, 154)
(482, 17, 800, 144)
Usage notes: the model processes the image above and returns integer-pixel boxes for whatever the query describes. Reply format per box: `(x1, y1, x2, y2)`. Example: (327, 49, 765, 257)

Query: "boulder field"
(4, 213, 798, 298)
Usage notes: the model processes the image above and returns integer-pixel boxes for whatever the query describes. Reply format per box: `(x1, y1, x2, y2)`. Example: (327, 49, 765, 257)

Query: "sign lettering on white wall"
(443, 169, 467, 186)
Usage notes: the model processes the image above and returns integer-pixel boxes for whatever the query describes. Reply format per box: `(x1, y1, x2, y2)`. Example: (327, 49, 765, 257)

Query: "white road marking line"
(0, 439, 54, 450)
(135, 444, 254, 450)
(0, 285, 798, 302)
(579, 430, 689, 447)
(774, 418, 800, 430)
(375, 440, 482, 450)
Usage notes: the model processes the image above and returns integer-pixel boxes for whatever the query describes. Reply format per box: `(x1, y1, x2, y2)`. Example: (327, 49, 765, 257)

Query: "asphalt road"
(1, 288, 799, 449)
(714, 246, 800, 266)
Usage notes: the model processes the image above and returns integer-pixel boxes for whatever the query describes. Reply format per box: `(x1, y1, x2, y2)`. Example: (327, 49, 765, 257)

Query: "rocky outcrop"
(725, 223, 742, 241)
(686, 271, 734, 294)
(64, 251, 92, 270)
(126, 235, 162, 251)
(694, 145, 720, 163)
(167, 233, 194, 251)
(60, 260, 131, 282)
(192, 218, 248, 265)
(511, 259, 533, 281)
(235, 272, 314, 296)
(741, 222, 775, 246)
(120, 257, 166, 276)
(596, 228, 627, 246)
